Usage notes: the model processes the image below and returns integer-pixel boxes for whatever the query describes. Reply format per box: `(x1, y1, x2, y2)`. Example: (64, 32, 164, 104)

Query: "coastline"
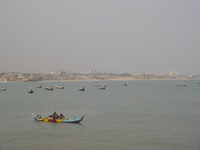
(1, 76, 199, 83)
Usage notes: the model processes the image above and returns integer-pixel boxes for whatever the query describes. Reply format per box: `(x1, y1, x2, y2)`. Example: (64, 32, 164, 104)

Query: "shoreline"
(1, 77, 199, 83)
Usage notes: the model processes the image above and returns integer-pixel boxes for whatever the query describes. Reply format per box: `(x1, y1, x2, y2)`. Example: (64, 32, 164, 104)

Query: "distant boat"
(28, 88, 34, 93)
(94, 83, 107, 87)
(36, 84, 42, 88)
(197, 81, 200, 84)
(45, 86, 54, 91)
(55, 85, 64, 89)
(124, 80, 128, 86)
(0, 87, 6, 91)
(176, 83, 186, 86)
(98, 86, 106, 89)
(79, 86, 85, 91)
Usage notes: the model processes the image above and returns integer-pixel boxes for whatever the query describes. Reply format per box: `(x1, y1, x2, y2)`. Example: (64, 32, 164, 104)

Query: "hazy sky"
(0, 0, 200, 75)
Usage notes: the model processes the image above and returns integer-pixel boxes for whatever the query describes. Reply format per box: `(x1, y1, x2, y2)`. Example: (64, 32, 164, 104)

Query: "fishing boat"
(28, 88, 34, 93)
(55, 85, 64, 89)
(32, 113, 85, 123)
(45, 86, 54, 90)
(79, 86, 85, 91)
(36, 84, 42, 88)
(94, 83, 107, 87)
(98, 86, 106, 89)
(124, 83, 128, 86)
(0, 87, 6, 91)
(176, 83, 186, 86)
(124, 82, 128, 86)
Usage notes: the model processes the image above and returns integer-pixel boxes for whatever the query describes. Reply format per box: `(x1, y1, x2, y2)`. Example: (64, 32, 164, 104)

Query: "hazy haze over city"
(0, 0, 200, 75)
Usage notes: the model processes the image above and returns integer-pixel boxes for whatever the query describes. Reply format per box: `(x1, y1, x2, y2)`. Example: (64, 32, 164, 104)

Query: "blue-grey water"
(0, 80, 200, 150)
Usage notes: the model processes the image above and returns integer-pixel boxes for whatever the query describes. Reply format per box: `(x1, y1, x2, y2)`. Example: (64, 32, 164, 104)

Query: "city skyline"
(1, 1, 200, 75)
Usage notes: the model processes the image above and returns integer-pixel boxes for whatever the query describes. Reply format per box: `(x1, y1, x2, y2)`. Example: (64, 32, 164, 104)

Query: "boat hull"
(32, 113, 85, 123)
(45, 87, 54, 90)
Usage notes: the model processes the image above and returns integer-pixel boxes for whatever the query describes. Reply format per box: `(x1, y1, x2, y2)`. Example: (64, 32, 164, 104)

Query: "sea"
(0, 80, 200, 150)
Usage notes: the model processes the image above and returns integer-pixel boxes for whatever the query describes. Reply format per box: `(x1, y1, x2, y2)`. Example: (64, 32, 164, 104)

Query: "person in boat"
(36, 114, 42, 119)
(53, 111, 58, 119)
(60, 113, 65, 119)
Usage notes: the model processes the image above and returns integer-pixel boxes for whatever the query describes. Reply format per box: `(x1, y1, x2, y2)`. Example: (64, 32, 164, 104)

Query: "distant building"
(169, 70, 177, 76)
(49, 70, 60, 75)
(89, 68, 97, 74)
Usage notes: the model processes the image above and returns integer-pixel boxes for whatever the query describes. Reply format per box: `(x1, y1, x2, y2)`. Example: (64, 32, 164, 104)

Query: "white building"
(169, 70, 177, 76)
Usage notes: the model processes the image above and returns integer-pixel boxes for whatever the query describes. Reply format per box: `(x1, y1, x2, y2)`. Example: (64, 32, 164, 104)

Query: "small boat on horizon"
(36, 84, 42, 88)
(0, 87, 6, 91)
(55, 85, 64, 89)
(45, 86, 54, 91)
(98, 86, 106, 89)
(79, 86, 85, 91)
(94, 83, 107, 87)
(176, 83, 186, 86)
(28, 88, 34, 93)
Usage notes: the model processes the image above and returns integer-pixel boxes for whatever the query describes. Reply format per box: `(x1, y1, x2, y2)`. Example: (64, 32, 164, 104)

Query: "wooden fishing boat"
(28, 88, 34, 93)
(176, 83, 186, 86)
(98, 86, 105, 89)
(45, 86, 54, 90)
(32, 113, 85, 123)
(123, 80, 128, 86)
(55, 85, 64, 89)
(124, 82, 128, 86)
(0, 87, 6, 91)
(79, 86, 85, 91)
(36, 84, 42, 88)
(94, 83, 107, 87)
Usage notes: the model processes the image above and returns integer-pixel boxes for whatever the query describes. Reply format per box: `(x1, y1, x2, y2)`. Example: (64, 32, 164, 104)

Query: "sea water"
(0, 80, 200, 150)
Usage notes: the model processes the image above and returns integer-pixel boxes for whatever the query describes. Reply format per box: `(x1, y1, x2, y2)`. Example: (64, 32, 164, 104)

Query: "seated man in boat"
(36, 114, 42, 119)
(60, 113, 65, 119)
(53, 111, 58, 119)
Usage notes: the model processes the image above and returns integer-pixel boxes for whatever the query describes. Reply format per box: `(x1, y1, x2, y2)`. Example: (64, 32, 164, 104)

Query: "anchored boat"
(0, 87, 6, 91)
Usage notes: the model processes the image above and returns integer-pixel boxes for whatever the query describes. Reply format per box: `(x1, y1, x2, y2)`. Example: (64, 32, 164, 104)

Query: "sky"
(0, 0, 200, 75)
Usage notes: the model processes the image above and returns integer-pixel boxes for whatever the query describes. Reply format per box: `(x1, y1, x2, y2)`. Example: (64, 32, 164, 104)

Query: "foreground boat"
(32, 113, 85, 123)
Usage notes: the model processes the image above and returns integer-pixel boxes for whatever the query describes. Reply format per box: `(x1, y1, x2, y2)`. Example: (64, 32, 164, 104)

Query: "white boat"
(45, 86, 54, 90)
(55, 85, 64, 89)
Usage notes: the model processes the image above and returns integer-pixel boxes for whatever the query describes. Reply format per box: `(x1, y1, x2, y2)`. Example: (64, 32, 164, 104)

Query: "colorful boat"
(32, 113, 85, 123)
